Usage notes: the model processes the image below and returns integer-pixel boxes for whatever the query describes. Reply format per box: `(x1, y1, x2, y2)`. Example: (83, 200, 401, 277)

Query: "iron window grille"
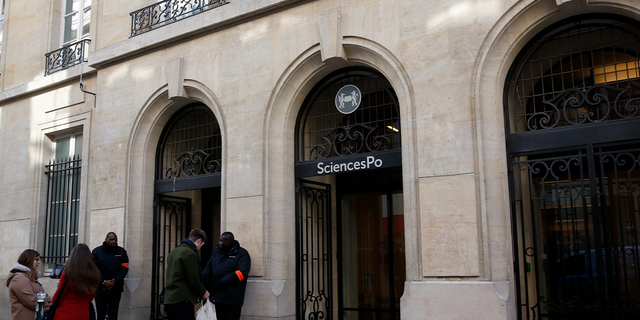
(44, 39, 90, 76)
(156, 105, 222, 181)
(130, 0, 228, 37)
(296, 69, 401, 163)
(42, 155, 82, 267)
(507, 18, 640, 134)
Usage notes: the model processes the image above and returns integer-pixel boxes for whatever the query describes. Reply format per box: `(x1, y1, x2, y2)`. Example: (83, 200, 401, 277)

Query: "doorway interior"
(337, 169, 405, 320)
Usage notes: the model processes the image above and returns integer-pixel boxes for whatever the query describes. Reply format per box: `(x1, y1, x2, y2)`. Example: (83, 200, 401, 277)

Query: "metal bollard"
(35, 292, 46, 320)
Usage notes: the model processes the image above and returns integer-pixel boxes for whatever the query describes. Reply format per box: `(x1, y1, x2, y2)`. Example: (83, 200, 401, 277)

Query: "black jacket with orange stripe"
(202, 240, 251, 306)
(92, 242, 129, 294)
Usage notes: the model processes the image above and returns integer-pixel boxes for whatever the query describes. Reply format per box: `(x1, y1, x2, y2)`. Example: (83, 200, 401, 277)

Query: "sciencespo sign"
(295, 151, 402, 178)
(316, 156, 382, 175)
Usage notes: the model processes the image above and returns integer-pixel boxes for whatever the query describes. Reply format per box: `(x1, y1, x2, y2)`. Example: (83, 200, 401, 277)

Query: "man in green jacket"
(163, 229, 210, 320)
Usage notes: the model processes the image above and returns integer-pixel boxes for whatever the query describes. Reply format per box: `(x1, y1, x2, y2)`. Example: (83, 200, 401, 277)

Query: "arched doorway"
(151, 103, 222, 319)
(295, 68, 406, 320)
(505, 14, 640, 319)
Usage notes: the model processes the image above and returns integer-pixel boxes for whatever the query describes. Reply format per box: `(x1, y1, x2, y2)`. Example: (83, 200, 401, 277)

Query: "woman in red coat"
(51, 243, 101, 320)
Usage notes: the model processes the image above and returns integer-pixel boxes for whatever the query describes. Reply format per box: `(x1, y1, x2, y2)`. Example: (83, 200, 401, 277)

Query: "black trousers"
(164, 300, 195, 320)
(214, 303, 242, 320)
(95, 293, 121, 320)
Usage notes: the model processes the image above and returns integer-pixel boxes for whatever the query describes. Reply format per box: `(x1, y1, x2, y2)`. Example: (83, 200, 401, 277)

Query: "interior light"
(594, 60, 639, 84)
(386, 125, 399, 132)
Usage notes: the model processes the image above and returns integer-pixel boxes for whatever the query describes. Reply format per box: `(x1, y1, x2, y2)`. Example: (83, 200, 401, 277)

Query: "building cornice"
(89, 0, 311, 70)
(0, 65, 96, 103)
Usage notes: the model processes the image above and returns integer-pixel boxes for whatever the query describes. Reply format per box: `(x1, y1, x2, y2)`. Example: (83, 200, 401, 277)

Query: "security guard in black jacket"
(202, 231, 251, 320)
(92, 232, 129, 320)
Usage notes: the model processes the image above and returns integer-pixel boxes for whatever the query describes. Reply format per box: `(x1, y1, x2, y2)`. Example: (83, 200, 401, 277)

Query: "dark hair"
(64, 244, 101, 294)
(105, 232, 117, 240)
(221, 231, 235, 241)
(17, 249, 40, 281)
(188, 229, 207, 244)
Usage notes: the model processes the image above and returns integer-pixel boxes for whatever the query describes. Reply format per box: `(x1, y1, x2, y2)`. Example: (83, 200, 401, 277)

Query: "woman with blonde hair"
(6, 249, 52, 320)
(50, 243, 101, 320)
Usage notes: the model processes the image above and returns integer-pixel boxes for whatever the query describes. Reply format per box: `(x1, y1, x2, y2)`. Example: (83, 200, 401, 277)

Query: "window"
(1, 0, 5, 51)
(296, 69, 401, 162)
(43, 132, 83, 266)
(62, 0, 90, 45)
(507, 16, 640, 133)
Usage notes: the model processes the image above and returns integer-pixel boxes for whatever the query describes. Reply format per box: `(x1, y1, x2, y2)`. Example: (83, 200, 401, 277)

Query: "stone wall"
(1, 0, 640, 319)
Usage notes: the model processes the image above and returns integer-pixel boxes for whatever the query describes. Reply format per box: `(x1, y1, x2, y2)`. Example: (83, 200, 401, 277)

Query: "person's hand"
(104, 279, 116, 290)
(203, 291, 210, 300)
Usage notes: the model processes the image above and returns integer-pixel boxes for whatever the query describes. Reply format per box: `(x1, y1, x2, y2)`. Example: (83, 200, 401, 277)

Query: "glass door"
(339, 190, 405, 320)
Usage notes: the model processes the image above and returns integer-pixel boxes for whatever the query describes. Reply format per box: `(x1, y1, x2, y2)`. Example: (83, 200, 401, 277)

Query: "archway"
(505, 14, 640, 319)
(295, 67, 405, 320)
(151, 103, 223, 319)
(125, 80, 226, 320)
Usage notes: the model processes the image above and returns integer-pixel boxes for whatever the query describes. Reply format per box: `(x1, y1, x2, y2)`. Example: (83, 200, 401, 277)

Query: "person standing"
(202, 232, 251, 320)
(163, 229, 210, 320)
(51, 243, 101, 320)
(92, 232, 129, 320)
(6, 249, 52, 320)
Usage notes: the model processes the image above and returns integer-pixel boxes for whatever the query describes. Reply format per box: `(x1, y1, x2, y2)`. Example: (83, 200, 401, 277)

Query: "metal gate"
(296, 180, 333, 320)
(151, 195, 191, 320)
(510, 144, 640, 319)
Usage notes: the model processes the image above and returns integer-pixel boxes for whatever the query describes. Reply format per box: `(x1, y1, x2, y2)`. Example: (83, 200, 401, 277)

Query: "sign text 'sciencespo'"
(316, 156, 383, 175)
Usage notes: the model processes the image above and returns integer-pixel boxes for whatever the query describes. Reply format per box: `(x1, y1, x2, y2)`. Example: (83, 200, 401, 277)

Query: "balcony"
(44, 39, 91, 76)
(130, 0, 228, 37)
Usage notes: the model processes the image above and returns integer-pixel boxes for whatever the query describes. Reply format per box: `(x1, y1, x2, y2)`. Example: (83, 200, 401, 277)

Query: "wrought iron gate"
(151, 196, 191, 320)
(296, 180, 333, 320)
(510, 144, 640, 319)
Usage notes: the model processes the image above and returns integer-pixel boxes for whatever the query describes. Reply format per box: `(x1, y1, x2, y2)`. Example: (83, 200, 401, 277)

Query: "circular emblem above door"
(335, 85, 361, 114)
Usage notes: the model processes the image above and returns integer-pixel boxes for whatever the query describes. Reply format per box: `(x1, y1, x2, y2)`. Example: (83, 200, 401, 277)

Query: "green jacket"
(163, 240, 206, 305)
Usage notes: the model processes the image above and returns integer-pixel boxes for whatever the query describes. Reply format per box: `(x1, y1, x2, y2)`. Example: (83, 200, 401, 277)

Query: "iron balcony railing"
(130, 0, 228, 37)
(44, 39, 90, 76)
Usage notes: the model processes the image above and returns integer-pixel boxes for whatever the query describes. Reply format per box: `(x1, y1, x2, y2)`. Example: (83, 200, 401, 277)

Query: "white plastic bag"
(196, 300, 218, 320)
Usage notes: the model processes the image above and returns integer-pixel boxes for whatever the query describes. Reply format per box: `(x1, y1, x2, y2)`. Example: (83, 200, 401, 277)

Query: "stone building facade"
(1, 0, 639, 319)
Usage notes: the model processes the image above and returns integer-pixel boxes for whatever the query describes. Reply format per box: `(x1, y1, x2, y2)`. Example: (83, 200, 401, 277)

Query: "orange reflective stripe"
(235, 270, 244, 281)
(121, 263, 129, 268)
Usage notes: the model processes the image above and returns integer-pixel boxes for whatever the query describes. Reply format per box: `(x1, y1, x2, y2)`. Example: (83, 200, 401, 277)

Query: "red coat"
(52, 272, 96, 320)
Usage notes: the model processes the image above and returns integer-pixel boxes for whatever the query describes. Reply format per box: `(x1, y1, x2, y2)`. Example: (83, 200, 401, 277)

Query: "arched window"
(506, 16, 640, 134)
(295, 68, 401, 177)
(155, 104, 222, 192)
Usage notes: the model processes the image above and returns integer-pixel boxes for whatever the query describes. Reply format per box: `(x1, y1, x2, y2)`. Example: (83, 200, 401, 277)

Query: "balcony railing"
(130, 0, 228, 37)
(44, 39, 90, 76)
